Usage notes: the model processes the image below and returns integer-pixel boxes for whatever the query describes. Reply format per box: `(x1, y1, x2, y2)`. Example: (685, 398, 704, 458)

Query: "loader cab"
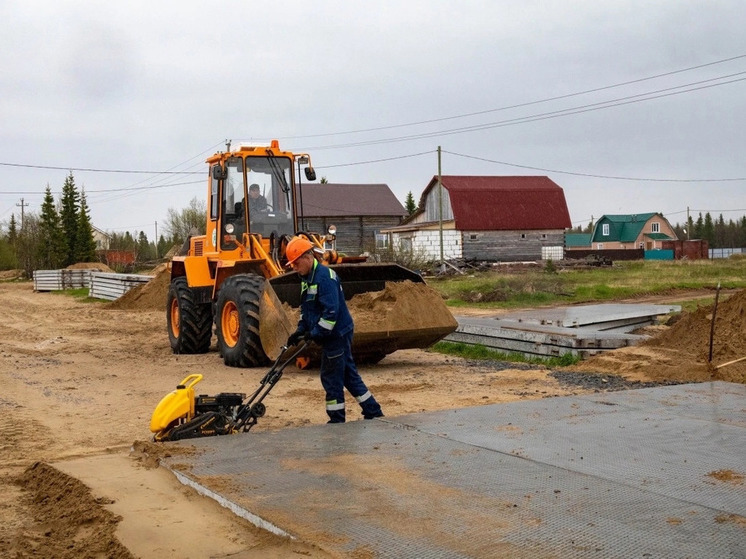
(216, 152, 297, 251)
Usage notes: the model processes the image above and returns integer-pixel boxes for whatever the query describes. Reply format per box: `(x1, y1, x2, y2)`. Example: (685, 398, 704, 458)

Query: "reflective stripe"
(318, 318, 335, 331)
(329, 269, 337, 280)
(326, 399, 345, 411)
(308, 285, 318, 295)
(355, 391, 372, 403)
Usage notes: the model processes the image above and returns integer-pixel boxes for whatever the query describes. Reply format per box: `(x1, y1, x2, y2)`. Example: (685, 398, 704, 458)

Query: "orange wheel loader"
(166, 140, 457, 368)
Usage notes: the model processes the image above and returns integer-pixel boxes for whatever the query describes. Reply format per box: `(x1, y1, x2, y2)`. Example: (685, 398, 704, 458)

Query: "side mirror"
(212, 165, 227, 180)
(304, 166, 317, 181)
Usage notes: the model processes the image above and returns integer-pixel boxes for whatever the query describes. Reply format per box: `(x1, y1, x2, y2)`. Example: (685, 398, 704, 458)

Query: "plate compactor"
(150, 343, 307, 442)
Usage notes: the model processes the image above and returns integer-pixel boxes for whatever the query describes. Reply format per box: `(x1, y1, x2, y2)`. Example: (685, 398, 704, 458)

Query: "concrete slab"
(161, 382, 745, 559)
(499, 303, 681, 330)
(448, 303, 680, 358)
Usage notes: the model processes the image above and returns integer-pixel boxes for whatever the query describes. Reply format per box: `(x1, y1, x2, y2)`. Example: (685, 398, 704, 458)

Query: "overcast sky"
(1, 1, 745, 240)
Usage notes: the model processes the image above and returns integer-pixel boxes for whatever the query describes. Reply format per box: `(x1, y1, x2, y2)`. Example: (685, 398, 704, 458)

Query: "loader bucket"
(260, 264, 458, 363)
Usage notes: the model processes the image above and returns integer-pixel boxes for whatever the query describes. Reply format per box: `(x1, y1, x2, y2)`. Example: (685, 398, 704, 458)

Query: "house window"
(639, 242, 644, 249)
(651, 222, 660, 233)
(597, 243, 604, 249)
(541, 233, 547, 239)
(520, 233, 526, 239)
(399, 237, 413, 252)
(602, 224, 610, 236)
(469, 233, 478, 241)
(375, 233, 388, 249)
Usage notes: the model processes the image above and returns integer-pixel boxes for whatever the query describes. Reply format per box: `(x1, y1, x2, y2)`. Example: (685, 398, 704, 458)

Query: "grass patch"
(50, 288, 106, 303)
(430, 259, 746, 309)
(432, 341, 582, 368)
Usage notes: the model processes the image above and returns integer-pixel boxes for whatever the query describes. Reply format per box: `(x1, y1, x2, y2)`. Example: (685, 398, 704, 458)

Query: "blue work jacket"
(297, 259, 354, 343)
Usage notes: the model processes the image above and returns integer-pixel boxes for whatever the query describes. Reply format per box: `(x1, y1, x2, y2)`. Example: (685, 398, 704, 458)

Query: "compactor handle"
(176, 374, 203, 390)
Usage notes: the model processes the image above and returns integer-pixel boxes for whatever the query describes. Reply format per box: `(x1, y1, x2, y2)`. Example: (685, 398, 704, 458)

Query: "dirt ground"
(0, 275, 744, 558)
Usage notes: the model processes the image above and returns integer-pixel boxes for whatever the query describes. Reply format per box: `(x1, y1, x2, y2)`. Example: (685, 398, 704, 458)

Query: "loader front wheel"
(167, 277, 213, 354)
(216, 274, 268, 368)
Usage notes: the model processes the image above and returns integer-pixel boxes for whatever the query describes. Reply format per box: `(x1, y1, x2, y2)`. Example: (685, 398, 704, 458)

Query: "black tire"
(215, 274, 268, 368)
(167, 277, 213, 354)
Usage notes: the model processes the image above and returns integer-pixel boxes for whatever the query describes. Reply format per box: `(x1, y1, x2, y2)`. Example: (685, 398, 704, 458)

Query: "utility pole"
(16, 198, 29, 229)
(686, 206, 690, 240)
(437, 146, 444, 273)
(154, 221, 158, 258)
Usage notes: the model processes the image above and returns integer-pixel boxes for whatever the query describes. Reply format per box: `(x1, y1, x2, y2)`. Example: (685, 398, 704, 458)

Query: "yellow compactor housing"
(150, 374, 203, 437)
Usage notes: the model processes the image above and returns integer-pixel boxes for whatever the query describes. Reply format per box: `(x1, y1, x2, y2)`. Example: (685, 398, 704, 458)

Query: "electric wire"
(442, 151, 746, 183)
(299, 73, 746, 151)
(281, 54, 746, 139)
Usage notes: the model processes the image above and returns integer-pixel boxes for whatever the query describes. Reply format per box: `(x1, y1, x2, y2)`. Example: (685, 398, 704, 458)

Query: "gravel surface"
(550, 370, 684, 392)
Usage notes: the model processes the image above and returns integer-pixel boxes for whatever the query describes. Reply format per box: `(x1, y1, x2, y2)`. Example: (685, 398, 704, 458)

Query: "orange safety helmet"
(285, 236, 314, 266)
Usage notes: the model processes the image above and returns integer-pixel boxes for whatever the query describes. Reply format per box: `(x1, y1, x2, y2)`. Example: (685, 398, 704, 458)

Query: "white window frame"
(602, 223, 610, 236)
(651, 222, 660, 233)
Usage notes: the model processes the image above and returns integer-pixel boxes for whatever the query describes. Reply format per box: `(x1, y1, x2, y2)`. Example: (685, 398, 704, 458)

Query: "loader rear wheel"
(216, 274, 268, 368)
(167, 277, 213, 354)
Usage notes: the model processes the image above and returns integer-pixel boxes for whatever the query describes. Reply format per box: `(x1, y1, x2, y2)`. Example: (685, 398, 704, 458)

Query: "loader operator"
(248, 183, 268, 213)
(285, 236, 385, 424)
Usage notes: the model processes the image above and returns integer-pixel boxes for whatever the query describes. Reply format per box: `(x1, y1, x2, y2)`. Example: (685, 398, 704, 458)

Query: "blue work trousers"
(319, 330, 382, 423)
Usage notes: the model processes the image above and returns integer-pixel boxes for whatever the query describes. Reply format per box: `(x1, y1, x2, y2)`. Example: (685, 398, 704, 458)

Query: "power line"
(281, 54, 746, 139)
(0, 161, 201, 174)
(299, 73, 746, 151)
(442, 151, 746, 182)
(1, 179, 205, 196)
(0, 140, 225, 176)
(316, 150, 433, 169)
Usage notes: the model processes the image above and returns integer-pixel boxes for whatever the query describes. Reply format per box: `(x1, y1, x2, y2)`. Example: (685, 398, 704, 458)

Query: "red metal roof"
(425, 176, 572, 231)
(296, 183, 406, 217)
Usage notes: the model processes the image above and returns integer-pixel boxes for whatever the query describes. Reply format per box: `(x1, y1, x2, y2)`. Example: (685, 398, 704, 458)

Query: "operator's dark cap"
(249, 183, 260, 190)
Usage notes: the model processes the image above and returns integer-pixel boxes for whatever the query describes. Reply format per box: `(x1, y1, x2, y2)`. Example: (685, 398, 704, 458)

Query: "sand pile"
(348, 280, 457, 334)
(14, 462, 133, 559)
(573, 289, 746, 384)
(66, 262, 114, 272)
(108, 264, 170, 311)
(276, 280, 456, 335)
(0, 269, 23, 280)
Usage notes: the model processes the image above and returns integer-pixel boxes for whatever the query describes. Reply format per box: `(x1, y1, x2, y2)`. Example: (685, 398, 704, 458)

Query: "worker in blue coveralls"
(285, 236, 384, 423)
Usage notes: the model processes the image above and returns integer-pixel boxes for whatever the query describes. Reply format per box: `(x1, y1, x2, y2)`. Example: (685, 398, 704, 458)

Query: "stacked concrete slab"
(447, 304, 680, 358)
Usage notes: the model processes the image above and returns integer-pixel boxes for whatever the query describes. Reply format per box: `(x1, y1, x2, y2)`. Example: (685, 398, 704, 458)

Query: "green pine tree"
(136, 231, 152, 262)
(7, 213, 18, 245)
(157, 234, 168, 259)
(404, 191, 417, 215)
(60, 172, 80, 266)
(703, 213, 715, 246)
(75, 190, 97, 262)
(694, 213, 704, 239)
(38, 186, 66, 269)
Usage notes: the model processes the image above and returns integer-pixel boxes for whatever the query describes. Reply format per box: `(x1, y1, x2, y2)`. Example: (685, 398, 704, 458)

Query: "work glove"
(287, 330, 308, 347)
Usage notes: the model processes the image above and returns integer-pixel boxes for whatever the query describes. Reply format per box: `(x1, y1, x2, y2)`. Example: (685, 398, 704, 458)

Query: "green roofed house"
(565, 233, 592, 250)
(591, 213, 677, 250)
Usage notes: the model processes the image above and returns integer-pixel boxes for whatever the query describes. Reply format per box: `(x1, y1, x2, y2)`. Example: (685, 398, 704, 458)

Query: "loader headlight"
(327, 224, 337, 237)
(225, 223, 235, 234)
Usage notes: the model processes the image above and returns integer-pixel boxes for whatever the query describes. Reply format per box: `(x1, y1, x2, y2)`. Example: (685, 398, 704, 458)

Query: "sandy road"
(1, 279, 740, 557)
(0, 281, 590, 558)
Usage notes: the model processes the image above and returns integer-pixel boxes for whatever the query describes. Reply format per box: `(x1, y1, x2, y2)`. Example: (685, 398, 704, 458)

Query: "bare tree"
(162, 197, 207, 245)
